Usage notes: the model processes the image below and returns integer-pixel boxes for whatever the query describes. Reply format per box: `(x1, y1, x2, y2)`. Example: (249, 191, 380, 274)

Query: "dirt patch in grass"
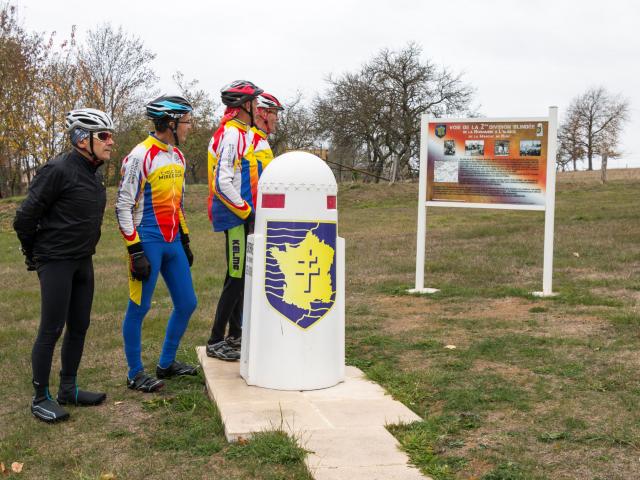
(375, 296, 447, 330)
(592, 287, 640, 303)
(456, 457, 494, 480)
(559, 267, 630, 282)
(531, 312, 609, 338)
(375, 295, 454, 320)
(455, 297, 609, 339)
(105, 399, 154, 434)
(535, 445, 640, 480)
(464, 298, 535, 322)
(396, 350, 436, 372)
(471, 360, 535, 387)
(373, 296, 475, 349)
(372, 296, 611, 352)
(447, 409, 534, 460)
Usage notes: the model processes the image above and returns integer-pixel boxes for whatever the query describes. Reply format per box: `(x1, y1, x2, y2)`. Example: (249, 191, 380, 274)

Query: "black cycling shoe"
(206, 340, 240, 361)
(225, 335, 241, 350)
(31, 395, 70, 423)
(156, 360, 199, 379)
(57, 375, 106, 406)
(127, 371, 164, 393)
(57, 386, 106, 406)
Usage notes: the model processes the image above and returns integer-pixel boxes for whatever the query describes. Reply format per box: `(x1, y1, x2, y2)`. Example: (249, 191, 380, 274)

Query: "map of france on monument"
(269, 231, 334, 309)
(265, 221, 337, 329)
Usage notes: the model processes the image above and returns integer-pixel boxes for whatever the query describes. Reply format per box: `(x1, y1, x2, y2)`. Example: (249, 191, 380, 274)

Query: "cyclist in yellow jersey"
(206, 80, 264, 361)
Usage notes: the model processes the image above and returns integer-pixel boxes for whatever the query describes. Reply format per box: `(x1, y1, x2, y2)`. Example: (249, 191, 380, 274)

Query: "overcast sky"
(15, 0, 640, 168)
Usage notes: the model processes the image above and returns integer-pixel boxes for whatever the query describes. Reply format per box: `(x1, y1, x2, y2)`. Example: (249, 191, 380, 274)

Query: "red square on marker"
(262, 193, 285, 208)
(327, 196, 337, 209)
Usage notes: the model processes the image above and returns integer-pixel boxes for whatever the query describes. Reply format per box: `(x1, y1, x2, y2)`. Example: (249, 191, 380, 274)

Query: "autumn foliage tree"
(0, 8, 170, 194)
(0, 3, 44, 196)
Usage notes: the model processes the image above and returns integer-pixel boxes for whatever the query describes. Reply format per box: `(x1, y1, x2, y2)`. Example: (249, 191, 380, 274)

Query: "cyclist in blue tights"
(115, 95, 198, 392)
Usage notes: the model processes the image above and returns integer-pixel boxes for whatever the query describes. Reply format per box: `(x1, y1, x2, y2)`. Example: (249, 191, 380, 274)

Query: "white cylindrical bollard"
(240, 151, 345, 390)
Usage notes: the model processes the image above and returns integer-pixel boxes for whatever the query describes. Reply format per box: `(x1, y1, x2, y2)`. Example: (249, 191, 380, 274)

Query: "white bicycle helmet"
(257, 93, 284, 111)
(65, 108, 114, 132)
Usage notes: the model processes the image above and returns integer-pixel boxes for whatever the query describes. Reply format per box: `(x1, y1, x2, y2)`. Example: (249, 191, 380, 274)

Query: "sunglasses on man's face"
(93, 131, 113, 142)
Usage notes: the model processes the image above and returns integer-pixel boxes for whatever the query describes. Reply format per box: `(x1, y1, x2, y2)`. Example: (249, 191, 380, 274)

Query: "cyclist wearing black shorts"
(14, 108, 114, 423)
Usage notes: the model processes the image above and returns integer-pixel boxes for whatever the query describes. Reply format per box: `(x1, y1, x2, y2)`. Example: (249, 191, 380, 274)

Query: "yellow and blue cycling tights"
(123, 240, 197, 379)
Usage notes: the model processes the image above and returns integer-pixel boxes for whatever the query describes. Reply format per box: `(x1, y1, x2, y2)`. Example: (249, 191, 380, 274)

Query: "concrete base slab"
(197, 346, 430, 479)
(531, 291, 559, 297)
(407, 287, 440, 294)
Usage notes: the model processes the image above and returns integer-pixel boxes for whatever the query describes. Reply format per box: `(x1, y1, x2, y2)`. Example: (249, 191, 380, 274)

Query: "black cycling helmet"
(220, 80, 263, 107)
(146, 95, 193, 120)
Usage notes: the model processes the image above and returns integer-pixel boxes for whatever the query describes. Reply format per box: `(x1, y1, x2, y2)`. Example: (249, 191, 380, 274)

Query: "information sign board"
(427, 120, 549, 208)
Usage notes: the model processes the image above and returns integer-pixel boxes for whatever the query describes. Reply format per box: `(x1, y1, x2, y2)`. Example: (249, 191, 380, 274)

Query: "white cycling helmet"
(65, 108, 114, 132)
(257, 93, 284, 111)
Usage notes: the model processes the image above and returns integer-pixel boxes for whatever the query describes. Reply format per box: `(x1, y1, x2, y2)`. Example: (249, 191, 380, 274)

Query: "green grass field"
(0, 168, 638, 479)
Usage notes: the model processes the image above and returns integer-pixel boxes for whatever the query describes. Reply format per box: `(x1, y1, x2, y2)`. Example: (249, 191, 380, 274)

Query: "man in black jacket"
(14, 108, 114, 423)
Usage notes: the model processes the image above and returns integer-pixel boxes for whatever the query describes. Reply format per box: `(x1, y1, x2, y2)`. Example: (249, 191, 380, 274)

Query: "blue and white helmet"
(146, 95, 193, 120)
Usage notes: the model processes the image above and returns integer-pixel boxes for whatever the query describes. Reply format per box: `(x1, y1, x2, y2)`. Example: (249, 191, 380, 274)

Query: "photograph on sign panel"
(495, 140, 510, 156)
(520, 140, 542, 156)
(465, 140, 484, 156)
(444, 140, 456, 156)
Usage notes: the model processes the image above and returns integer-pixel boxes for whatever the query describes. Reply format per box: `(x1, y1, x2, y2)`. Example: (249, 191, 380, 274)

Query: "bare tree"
(77, 23, 157, 118)
(315, 43, 474, 183)
(597, 115, 625, 183)
(315, 67, 391, 182)
(270, 92, 320, 156)
(371, 43, 474, 182)
(76, 23, 158, 182)
(557, 112, 584, 172)
(173, 71, 219, 183)
(564, 87, 629, 172)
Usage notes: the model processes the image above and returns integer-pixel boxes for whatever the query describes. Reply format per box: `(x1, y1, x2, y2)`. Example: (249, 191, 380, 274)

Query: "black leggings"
(209, 224, 248, 344)
(32, 257, 94, 387)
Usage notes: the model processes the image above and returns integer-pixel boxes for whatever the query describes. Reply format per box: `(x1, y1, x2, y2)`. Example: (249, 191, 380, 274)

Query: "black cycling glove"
(181, 233, 194, 267)
(246, 209, 255, 234)
(127, 243, 151, 281)
(21, 247, 36, 271)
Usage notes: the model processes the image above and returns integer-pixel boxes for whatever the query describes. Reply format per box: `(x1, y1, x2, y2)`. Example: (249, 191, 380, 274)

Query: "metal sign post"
(409, 116, 439, 294)
(533, 106, 558, 297)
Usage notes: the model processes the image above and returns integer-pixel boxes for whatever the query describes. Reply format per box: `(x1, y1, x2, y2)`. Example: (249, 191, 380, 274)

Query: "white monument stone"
(240, 151, 345, 390)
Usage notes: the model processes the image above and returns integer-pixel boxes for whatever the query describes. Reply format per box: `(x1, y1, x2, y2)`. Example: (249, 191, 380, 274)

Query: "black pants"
(32, 257, 94, 387)
(209, 224, 248, 344)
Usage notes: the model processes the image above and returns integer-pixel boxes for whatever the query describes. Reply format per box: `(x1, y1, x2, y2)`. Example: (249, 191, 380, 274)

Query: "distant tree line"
(1, 2, 479, 195)
(2, 2, 630, 196)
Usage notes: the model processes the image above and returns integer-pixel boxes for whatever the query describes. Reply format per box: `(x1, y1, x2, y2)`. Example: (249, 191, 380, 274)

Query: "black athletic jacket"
(13, 149, 107, 262)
